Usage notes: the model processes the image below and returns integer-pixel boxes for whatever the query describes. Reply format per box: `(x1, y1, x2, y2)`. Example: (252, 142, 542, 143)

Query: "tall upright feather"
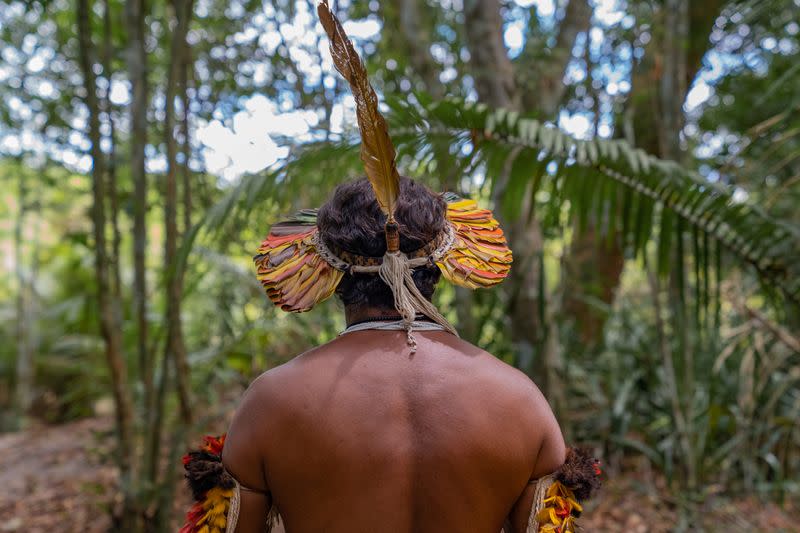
(317, 0, 400, 217)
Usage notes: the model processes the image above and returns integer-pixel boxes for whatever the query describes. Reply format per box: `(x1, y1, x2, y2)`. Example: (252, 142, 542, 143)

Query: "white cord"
(340, 320, 453, 353)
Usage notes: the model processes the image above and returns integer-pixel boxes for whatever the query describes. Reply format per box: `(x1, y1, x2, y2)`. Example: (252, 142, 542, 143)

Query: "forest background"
(1, 0, 799, 531)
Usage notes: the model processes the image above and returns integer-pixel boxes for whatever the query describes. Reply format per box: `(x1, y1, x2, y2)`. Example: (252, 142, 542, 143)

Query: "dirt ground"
(0, 418, 797, 532)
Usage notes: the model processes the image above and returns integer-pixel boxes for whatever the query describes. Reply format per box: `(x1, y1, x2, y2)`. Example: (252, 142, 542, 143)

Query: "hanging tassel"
(379, 250, 458, 352)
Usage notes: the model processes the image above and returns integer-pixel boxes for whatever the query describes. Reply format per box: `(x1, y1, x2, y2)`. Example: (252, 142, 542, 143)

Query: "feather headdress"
(253, 1, 513, 348)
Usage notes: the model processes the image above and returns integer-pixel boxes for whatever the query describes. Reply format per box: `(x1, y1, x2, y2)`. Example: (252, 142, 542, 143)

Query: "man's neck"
(344, 306, 404, 327)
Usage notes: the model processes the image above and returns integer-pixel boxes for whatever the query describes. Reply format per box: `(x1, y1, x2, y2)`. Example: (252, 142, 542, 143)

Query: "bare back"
(222, 330, 566, 533)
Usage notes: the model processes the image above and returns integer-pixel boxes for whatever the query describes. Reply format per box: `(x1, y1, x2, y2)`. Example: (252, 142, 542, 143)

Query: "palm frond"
(384, 96, 800, 304)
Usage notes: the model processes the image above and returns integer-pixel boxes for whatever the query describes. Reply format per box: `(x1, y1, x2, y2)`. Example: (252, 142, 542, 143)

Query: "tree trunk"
(660, 0, 689, 160)
(126, 3, 160, 521)
(463, 0, 587, 406)
(102, 0, 122, 299)
(393, 0, 487, 339)
(464, 0, 549, 398)
(164, 0, 194, 425)
(76, 0, 137, 527)
(626, 0, 723, 164)
(398, 0, 443, 98)
(518, 0, 592, 116)
(464, 0, 519, 110)
(561, 235, 625, 348)
(125, 0, 152, 419)
(180, 44, 193, 236)
(13, 173, 33, 429)
(560, 15, 625, 349)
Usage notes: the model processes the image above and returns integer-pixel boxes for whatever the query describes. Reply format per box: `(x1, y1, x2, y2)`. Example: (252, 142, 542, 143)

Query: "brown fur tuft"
(555, 447, 602, 501)
(184, 450, 236, 501)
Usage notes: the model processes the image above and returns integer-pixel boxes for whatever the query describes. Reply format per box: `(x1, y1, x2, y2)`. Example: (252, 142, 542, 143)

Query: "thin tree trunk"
(126, 0, 152, 420)
(587, 30, 599, 137)
(519, 0, 592, 116)
(76, 0, 137, 527)
(145, 334, 167, 491)
(164, 0, 194, 425)
(560, 16, 624, 349)
(649, 263, 696, 489)
(151, 335, 174, 532)
(660, 0, 689, 160)
(180, 45, 193, 236)
(626, 0, 723, 155)
(125, 3, 160, 517)
(464, 0, 519, 110)
(102, 0, 122, 298)
(520, 0, 606, 354)
(14, 174, 33, 428)
(144, 0, 196, 489)
(143, 71, 195, 516)
(398, 0, 443, 98)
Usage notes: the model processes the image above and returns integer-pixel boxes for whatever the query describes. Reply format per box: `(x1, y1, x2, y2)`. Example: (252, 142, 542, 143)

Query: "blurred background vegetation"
(0, 0, 799, 531)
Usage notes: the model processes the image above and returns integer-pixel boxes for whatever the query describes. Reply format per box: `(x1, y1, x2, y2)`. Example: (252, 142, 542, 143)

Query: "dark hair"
(316, 177, 446, 310)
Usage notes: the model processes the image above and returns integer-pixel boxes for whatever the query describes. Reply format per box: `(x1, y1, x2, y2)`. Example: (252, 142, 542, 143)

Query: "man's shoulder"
(426, 335, 552, 413)
(449, 336, 542, 386)
(457, 341, 563, 456)
(243, 341, 334, 399)
(244, 354, 305, 398)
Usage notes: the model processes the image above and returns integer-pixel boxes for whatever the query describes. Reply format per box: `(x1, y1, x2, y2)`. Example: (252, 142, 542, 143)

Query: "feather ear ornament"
(253, 210, 343, 313)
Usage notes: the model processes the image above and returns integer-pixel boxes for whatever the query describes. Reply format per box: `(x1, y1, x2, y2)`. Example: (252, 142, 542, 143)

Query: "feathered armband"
(180, 435, 240, 533)
(527, 448, 602, 533)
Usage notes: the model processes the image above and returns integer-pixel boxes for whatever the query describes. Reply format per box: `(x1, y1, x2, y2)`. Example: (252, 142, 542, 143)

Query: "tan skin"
(222, 305, 566, 533)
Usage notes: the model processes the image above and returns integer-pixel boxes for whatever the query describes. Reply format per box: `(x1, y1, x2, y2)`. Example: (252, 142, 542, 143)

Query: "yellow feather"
(317, 0, 400, 216)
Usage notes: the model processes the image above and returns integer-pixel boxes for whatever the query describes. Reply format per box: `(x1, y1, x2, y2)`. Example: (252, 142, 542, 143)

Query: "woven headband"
(311, 223, 456, 273)
(252, 2, 513, 345)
